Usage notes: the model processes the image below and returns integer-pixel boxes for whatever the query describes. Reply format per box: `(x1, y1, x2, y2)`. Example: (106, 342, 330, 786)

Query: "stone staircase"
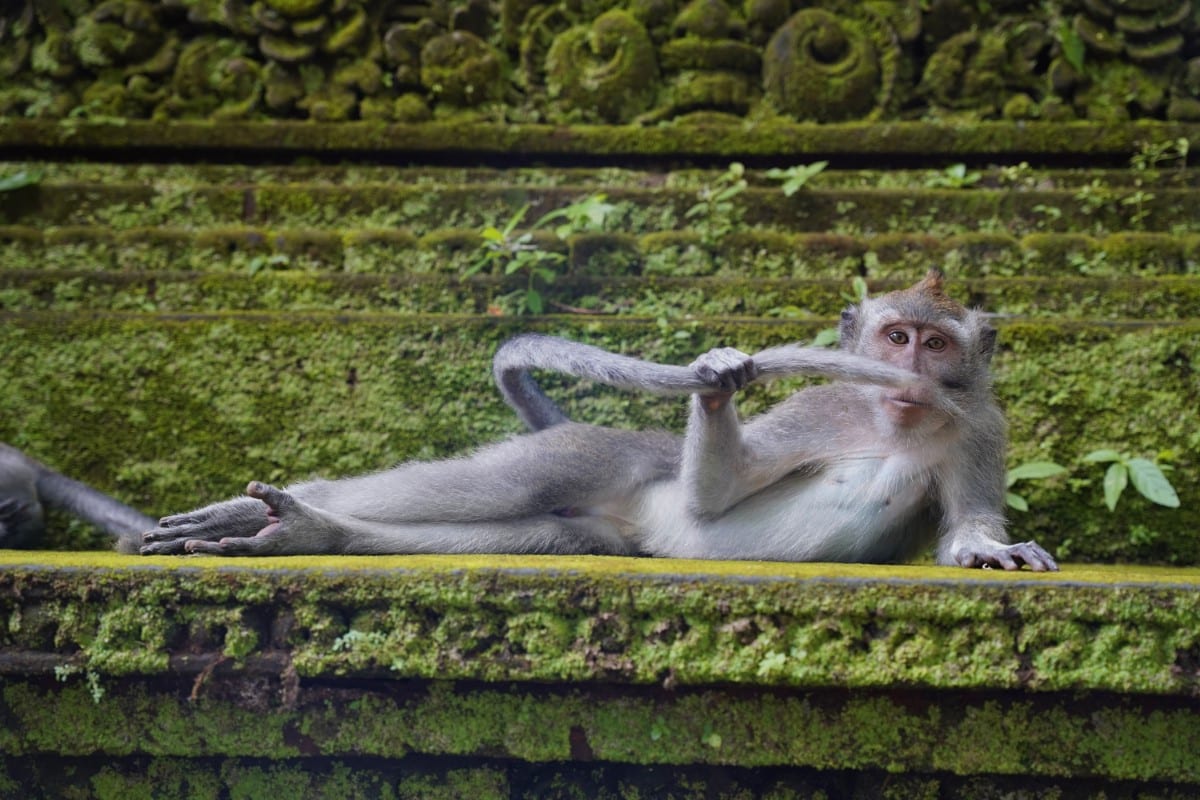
(2, 0, 1200, 795)
(1, 155, 1196, 562)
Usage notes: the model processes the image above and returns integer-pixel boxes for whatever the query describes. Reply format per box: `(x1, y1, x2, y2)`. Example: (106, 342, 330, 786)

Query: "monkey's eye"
(925, 337, 947, 351)
(887, 330, 909, 345)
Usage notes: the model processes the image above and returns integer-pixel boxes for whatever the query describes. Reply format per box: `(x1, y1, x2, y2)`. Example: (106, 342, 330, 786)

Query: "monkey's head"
(0, 490, 43, 548)
(838, 269, 997, 428)
(0, 448, 45, 548)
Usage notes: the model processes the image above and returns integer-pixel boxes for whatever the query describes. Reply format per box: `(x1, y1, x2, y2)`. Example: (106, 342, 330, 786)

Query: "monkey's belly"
(639, 456, 932, 562)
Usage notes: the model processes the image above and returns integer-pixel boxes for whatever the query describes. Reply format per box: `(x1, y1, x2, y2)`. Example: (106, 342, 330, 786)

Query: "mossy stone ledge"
(2, 554, 1200, 798)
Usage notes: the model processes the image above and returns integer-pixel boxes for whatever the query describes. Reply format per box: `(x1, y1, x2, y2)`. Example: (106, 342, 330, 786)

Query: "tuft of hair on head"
(885, 268, 968, 321)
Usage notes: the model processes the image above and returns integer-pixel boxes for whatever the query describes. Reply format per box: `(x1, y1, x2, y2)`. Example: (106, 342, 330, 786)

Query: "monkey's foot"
(152, 482, 331, 556)
(957, 540, 1059, 572)
(140, 493, 275, 555)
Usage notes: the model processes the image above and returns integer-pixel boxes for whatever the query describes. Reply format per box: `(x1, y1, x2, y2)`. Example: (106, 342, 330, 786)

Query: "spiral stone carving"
(762, 8, 897, 122)
(420, 31, 504, 106)
(544, 9, 658, 123)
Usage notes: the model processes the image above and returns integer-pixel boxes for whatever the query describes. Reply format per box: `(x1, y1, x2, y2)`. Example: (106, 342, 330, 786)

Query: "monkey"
(138, 270, 1057, 571)
(0, 443, 153, 552)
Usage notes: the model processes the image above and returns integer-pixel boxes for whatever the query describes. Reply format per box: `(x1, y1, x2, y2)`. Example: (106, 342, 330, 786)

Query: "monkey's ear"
(978, 324, 998, 362)
(838, 307, 858, 346)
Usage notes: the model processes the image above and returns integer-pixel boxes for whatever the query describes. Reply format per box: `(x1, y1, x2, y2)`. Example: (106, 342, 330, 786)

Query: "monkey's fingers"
(691, 347, 758, 393)
(246, 481, 293, 514)
(140, 538, 193, 555)
(184, 535, 281, 556)
(1007, 540, 1059, 572)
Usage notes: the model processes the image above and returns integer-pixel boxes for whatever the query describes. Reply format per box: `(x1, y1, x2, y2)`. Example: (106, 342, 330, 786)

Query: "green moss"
(544, 11, 658, 124)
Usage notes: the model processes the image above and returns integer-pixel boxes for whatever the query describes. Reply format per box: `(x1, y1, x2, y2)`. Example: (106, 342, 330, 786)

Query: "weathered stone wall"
(2, 0, 1199, 126)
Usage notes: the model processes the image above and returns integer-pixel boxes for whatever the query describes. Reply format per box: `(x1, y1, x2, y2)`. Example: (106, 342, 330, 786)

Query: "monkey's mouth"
(886, 394, 929, 408)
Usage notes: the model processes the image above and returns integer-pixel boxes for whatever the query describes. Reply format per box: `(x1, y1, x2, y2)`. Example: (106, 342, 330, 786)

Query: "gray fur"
(0, 444, 154, 552)
(140, 271, 1056, 571)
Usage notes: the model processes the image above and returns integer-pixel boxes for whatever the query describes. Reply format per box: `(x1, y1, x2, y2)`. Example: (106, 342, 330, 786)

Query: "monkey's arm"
(933, 406, 1058, 571)
(493, 334, 941, 432)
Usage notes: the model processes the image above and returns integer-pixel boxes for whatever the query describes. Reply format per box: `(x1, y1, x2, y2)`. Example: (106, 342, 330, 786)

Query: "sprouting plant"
(685, 162, 747, 245)
(0, 168, 42, 192)
(1005, 461, 1067, 511)
(55, 663, 105, 703)
(247, 253, 291, 275)
(1120, 189, 1155, 229)
(1083, 450, 1180, 512)
(466, 193, 615, 314)
(926, 163, 981, 189)
(841, 275, 869, 304)
(1131, 137, 1189, 173)
(766, 160, 828, 196)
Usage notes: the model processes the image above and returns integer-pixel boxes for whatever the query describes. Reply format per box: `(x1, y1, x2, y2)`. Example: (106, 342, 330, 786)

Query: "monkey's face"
(864, 319, 966, 430)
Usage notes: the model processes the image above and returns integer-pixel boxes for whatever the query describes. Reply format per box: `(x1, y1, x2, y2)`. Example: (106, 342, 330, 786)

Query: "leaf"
(0, 169, 42, 192)
(1083, 449, 1123, 463)
(525, 288, 544, 314)
(1103, 462, 1128, 512)
(1006, 491, 1029, 512)
(1006, 461, 1067, 485)
(500, 204, 530, 235)
(810, 328, 840, 348)
(480, 226, 505, 243)
(1126, 458, 1181, 508)
(1059, 20, 1086, 73)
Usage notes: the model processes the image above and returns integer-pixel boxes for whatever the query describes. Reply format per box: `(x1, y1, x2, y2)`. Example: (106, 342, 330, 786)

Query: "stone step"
(3, 269, 1199, 319)
(3, 225, 1200, 280)
(1, 312, 1195, 563)
(3, 164, 1199, 235)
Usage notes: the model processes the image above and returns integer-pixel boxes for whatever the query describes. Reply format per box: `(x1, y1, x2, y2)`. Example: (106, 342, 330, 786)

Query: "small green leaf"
(1103, 462, 1128, 512)
(1126, 458, 1181, 508)
(480, 226, 505, 242)
(1083, 449, 1123, 463)
(1006, 491, 1029, 512)
(1006, 461, 1067, 484)
(1059, 20, 1086, 73)
(525, 288, 544, 314)
(810, 328, 840, 348)
(0, 169, 42, 192)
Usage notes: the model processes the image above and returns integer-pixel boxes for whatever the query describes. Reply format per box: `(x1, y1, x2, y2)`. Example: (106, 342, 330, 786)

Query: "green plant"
(766, 160, 828, 196)
(926, 163, 981, 189)
(1057, 20, 1086, 73)
(0, 168, 42, 192)
(685, 162, 747, 245)
(1083, 450, 1180, 511)
(466, 194, 615, 314)
(1006, 461, 1067, 511)
(1131, 137, 1189, 173)
(1120, 188, 1154, 229)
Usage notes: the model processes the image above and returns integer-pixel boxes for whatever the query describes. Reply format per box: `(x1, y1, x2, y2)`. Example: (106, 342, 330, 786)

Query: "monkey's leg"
(282, 423, 679, 525)
(148, 482, 633, 556)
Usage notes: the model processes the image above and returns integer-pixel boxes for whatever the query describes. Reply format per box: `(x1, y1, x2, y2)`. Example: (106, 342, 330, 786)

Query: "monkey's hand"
(689, 347, 758, 409)
(955, 540, 1059, 572)
(140, 495, 269, 555)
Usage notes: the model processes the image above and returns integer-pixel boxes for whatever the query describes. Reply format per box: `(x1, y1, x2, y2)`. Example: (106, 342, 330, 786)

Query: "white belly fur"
(637, 453, 933, 561)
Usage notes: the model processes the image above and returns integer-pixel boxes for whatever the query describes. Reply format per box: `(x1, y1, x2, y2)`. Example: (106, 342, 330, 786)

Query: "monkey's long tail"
(34, 460, 156, 553)
(493, 334, 958, 432)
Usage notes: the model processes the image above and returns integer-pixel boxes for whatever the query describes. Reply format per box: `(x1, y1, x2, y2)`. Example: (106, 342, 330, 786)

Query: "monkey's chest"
(702, 455, 933, 561)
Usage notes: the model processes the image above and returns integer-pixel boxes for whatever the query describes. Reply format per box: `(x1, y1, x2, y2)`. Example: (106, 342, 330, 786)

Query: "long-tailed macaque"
(0, 444, 153, 552)
(134, 270, 1057, 570)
